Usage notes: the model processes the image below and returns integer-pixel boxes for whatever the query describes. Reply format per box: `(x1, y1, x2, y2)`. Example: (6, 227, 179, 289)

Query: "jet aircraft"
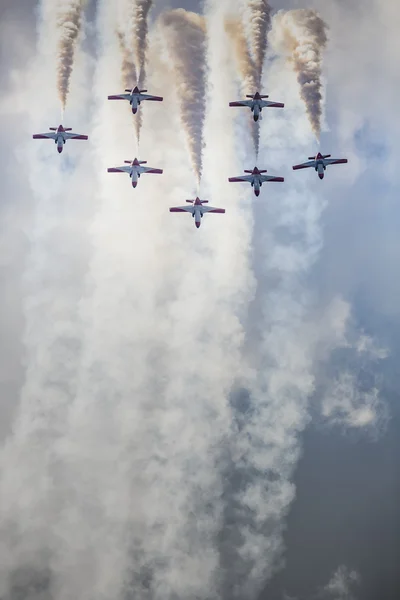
(292, 152, 348, 179)
(228, 166, 284, 196)
(32, 125, 88, 153)
(169, 197, 225, 228)
(107, 158, 163, 188)
(229, 92, 284, 121)
(108, 86, 163, 114)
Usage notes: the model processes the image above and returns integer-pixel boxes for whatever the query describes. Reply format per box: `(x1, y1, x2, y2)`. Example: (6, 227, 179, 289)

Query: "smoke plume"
(158, 9, 207, 187)
(224, 17, 259, 156)
(270, 9, 328, 139)
(116, 30, 141, 145)
(56, 0, 86, 112)
(243, 0, 272, 88)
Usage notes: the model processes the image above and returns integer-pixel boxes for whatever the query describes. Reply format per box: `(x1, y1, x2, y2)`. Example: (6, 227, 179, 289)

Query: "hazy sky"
(0, 1, 399, 600)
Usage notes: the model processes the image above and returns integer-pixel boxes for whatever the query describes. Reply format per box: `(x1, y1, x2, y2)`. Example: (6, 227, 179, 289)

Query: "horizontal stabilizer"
(260, 95, 269, 98)
(124, 160, 132, 164)
(308, 156, 315, 160)
(125, 89, 132, 92)
(64, 128, 72, 131)
(244, 170, 253, 173)
(49, 127, 57, 131)
(140, 89, 147, 93)
(322, 154, 331, 158)
(258, 169, 268, 173)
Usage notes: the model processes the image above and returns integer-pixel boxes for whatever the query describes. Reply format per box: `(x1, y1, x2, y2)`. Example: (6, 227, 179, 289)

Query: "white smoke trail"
(224, 17, 260, 157)
(0, 5, 93, 599)
(47, 0, 87, 112)
(242, 0, 272, 88)
(157, 9, 207, 187)
(116, 0, 154, 145)
(206, 2, 333, 597)
(35, 2, 253, 599)
(270, 9, 328, 140)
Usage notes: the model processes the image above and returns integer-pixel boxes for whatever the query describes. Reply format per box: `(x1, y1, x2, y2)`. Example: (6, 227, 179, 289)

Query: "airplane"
(107, 158, 163, 188)
(169, 197, 225, 228)
(229, 92, 284, 121)
(108, 86, 163, 114)
(32, 125, 88, 153)
(228, 166, 284, 196)
(292, 152, 348, 179)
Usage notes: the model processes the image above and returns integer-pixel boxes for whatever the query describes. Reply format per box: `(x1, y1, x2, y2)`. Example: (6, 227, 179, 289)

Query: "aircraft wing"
(142, 167, 163, 174)
(64, 132, 88, 140)
(108, 94, 131, 100)
(229, 100, 252, 107)
(170, 205, 194, 214)
(107, 166, 131, 173)
(141, 94, 163, 101)
(261, 100, 284, 108)
(260, 175, 284, 182)
(32, 132, 56, 139)
(324, 158, 348, 166)
(228, 175, 253, 183)
(292, 160, 315, 170)
(201, 206, 225, 214)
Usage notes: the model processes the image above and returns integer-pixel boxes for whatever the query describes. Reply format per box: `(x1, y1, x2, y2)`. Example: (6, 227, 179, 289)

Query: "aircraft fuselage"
(56, 134, 65, 153)
(251, 102, 261, 121)
(193, 208, 202, 228)
(315, 161, 326, 179)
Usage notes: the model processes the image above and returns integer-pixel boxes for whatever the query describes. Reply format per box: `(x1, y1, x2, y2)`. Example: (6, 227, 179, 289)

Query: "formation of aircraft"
(107, 158, 163, 188)
(32, 86, 348, 229)
(108, 86, 163, 114)
(32, 125, 88, 153)
(229, 166, 284, 196)
(229, 91, 284, 121)
(169, 197, 225, 228)
(292, 152, 348, 179)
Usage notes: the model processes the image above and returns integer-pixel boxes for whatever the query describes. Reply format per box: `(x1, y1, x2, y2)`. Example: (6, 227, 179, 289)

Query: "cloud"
(321, 372, 387, 433)
(322, 565, 360, 600)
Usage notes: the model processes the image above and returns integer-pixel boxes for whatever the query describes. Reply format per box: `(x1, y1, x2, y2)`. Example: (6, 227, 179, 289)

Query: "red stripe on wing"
(208, 209, 225, 214)
(146, 169, 163, 174)
(170, 208, 188, 212)
(107, 168, 125, 173)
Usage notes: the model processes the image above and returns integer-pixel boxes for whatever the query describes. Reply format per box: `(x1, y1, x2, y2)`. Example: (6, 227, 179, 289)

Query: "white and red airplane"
(107, 158, 163, 188)
(108, 86, 163, 114)
(292, 152, 348, 179)
(228, 166, 284, 196)
(32, 125, 88, 153)
(169, 197, 225, 228)
(229, 92, 284, 121)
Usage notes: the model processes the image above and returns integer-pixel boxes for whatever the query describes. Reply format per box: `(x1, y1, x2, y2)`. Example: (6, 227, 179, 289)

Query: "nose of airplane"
(195, 221, 201, 228)
(132, 108, 137, 114)
(253, 115, 258, 121)
(57, 147, 62, 153)
(132, 182, 137, 188)
(255, 190, 260, 196)
(318, 173, 324, 179)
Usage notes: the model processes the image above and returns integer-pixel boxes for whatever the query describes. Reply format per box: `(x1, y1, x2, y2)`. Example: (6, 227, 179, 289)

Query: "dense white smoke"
(158, 9, 207, 187)
(116, 0, 154, 144)
(46, 0, 87, 113)
(243, 0, 272, 88)
(270, 9, 328, 140)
